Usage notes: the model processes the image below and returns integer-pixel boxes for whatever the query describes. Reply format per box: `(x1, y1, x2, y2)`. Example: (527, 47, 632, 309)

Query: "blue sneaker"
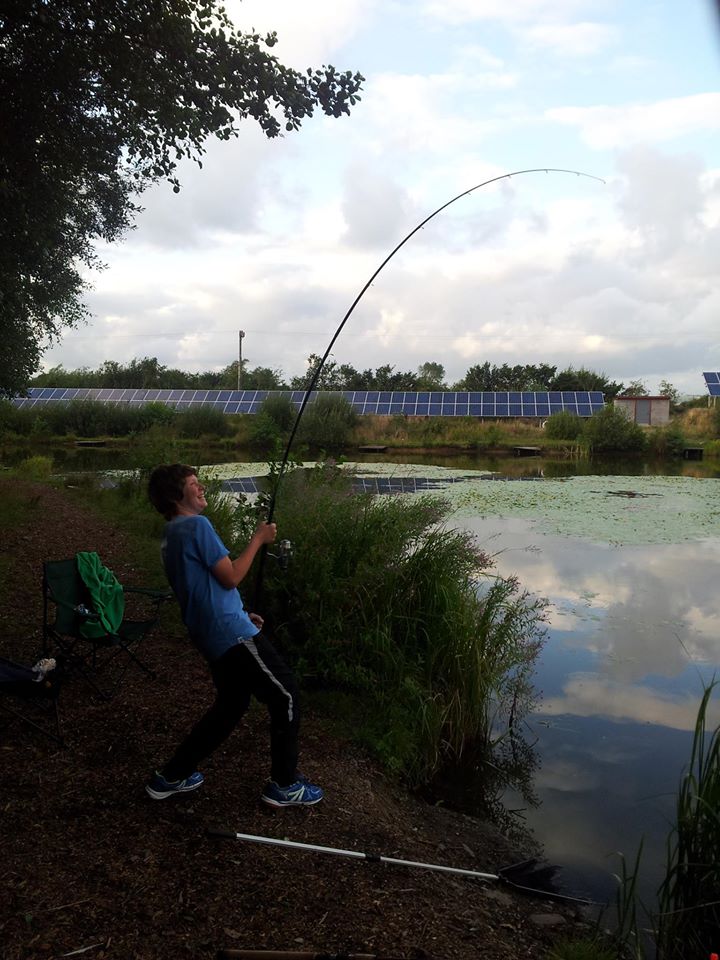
(145, 770, 204, 800)
(261, 775, 324, 807)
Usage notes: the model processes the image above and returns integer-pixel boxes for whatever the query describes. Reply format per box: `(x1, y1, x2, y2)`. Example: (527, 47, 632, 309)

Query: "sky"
(43, 0, 720, 395)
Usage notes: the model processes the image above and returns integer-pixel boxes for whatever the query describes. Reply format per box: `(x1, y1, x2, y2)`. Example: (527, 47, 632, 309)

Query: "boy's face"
(175, 473, 207, 516)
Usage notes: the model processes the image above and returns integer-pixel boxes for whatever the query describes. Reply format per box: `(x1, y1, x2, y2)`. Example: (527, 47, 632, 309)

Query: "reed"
(220, 462, 546, 783)
(655, 682, 720, 959)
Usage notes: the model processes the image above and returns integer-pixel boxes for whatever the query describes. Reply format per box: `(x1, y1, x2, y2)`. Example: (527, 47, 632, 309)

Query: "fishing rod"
(208, 827, 593, 905)
(256, 167, 604, 592)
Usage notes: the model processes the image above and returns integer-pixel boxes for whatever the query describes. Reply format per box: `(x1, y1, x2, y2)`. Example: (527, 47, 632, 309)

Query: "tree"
(658, 379, 680, 406)
(416, 362, 445, 390)
(549, 366, 624, 398)
(622, 379, 649, 397)
(0, 1, 363, 397)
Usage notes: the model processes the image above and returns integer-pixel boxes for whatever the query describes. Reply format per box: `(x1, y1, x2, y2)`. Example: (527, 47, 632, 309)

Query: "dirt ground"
(0, 479, 592, 960)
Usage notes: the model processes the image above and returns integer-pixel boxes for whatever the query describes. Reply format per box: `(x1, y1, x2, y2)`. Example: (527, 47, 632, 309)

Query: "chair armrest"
(124, 586, 174, 602)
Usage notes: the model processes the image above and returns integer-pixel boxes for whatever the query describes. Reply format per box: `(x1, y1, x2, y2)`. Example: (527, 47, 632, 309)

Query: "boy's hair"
(148, 463, 197, 520)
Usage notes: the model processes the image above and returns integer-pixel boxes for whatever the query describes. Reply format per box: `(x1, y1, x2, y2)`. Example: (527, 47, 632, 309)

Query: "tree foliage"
(549, 366, 624, 398)
(0, 0, 364, 396)
(621, 379, 649, 397)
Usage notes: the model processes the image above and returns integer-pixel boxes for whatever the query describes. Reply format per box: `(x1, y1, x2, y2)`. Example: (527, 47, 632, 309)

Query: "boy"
(145, 463, 323, 807)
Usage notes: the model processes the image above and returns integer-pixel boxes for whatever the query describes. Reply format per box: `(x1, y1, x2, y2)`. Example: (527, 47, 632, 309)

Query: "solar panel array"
(13, 387, 606, 417)
(703, 372, 720, 397)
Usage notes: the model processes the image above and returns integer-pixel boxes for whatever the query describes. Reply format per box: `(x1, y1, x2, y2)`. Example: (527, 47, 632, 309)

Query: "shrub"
(135, 402, 176, 431)
(297, 393, 357, 450)
(249, 394, 297, 449)
(229, 463, 546, 784)
(14, 454, 54, 480)
(581, 405, 646, 453)
(545, 410, 584, 440)
(175, 405, 229, 438)
(644, 420, 686, 458)
(259, 394, 296, 432)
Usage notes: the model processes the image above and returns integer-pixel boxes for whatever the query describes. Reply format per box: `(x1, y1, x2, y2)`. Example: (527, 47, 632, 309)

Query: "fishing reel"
(268, 539, 294, 572)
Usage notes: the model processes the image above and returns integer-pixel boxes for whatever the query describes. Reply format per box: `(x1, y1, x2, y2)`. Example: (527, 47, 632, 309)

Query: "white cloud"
(520, 21, 618, 56)
(224, 0, 373, 64)
(547, 93, 720, 149)
(423, 0, 591, 26)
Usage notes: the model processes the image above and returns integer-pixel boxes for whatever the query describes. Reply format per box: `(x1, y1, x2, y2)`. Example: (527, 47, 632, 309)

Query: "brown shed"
(614, 395, 670, 425)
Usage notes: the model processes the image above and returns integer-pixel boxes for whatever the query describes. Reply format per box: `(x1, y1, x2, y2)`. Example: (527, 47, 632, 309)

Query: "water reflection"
(465, 515, 720, 902)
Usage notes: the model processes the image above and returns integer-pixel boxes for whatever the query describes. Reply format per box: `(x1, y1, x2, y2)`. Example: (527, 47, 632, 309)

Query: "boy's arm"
(211, 521, 277, 589)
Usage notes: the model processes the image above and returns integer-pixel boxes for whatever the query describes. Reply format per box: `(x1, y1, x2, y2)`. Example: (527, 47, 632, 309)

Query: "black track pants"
(161, 634, 300, 786)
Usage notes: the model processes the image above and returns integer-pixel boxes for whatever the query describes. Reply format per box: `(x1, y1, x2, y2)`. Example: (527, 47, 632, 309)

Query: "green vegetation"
(2, 391, 718, 462)
(249, 394, 297, 449)
(581, 406, 646, 453)
(545, 410, 584, 440)
(603, 684, 720, 960)
(297, 394, 358, 451)
(206, 463, 546, 783)
(656, 683, 720, 958)
(546, 939, 616, 960)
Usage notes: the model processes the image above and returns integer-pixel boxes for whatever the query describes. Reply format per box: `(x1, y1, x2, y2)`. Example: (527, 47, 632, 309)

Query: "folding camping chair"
(42, 555, 172, 700)
(0, 656, 64, 745)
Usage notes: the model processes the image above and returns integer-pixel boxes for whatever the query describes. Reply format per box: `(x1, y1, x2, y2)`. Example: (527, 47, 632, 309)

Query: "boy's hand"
(249, 613, 264, 629)
(254, 520, 277, 545)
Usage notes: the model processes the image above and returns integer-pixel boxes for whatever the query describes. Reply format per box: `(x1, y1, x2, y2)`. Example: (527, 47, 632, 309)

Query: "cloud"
(422, 0, 591, 27)
(521, 21, 618, 57)
(225, 0, 373, 65)
(341, 164, 414, 248)
(547, 93, 720, 149)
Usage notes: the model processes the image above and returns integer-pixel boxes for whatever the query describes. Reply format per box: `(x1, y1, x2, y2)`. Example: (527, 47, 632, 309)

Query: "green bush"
(175, 405, 229, 438)
(545, 410, 584, 440)
(249, 394, 297, 449)
(134, 402, 176, 431)
(581, 405, 646, 453)
(14, 454, 54, 480)
(297, 393, 357, 450)
(228, 463, 545, 783)
(644, 420, 686, 458)
(259, 394, 296, 432)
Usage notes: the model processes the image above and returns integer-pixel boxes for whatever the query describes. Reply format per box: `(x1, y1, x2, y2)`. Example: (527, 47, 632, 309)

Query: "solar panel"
(11, 387, 605, 415)
(703, 372, 720, 397)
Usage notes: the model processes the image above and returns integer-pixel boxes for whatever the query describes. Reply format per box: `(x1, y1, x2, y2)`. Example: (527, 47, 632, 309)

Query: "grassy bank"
(2, 399, 718, 461)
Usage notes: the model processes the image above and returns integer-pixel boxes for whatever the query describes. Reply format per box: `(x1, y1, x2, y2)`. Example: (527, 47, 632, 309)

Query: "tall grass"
(607, 682, 720, 960)
(655, 682, 720, 959)
(214, 462, 546, 783)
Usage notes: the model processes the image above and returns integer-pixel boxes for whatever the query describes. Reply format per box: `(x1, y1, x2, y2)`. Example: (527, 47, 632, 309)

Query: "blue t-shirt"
(161, 514, 259, 662)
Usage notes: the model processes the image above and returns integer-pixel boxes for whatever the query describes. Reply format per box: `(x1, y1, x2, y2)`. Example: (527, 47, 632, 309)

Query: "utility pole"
(237, 330, 245, 391)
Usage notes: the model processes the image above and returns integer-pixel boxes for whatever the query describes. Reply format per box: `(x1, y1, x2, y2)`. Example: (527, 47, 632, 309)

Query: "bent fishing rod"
(256, 167, 604, 592)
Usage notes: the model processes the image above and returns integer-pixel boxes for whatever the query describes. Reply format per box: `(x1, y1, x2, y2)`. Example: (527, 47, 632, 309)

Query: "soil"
(0, 479, 592, 960)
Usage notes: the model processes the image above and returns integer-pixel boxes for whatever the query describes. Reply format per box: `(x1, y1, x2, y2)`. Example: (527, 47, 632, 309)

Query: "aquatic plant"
(608, 683, 720, 960)
(655, 681, 720, 959)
